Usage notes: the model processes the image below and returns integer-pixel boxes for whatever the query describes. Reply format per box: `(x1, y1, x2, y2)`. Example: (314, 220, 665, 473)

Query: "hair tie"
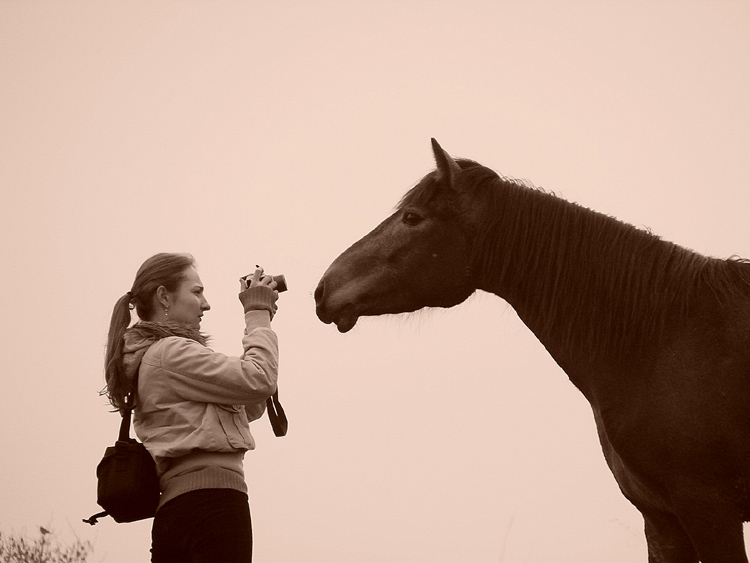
(126, 291, 135, 310)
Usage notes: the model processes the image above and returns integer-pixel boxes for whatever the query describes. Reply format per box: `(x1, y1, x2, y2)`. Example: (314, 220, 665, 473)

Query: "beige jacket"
(123, 308, 278, 507)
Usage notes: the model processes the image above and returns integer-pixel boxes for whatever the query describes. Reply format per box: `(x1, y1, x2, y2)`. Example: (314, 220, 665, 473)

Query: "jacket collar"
(123, 321, 209, 381)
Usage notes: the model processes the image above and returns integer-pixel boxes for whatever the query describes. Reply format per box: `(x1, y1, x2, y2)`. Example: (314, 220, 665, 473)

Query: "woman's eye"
(402, 211, 424, 226)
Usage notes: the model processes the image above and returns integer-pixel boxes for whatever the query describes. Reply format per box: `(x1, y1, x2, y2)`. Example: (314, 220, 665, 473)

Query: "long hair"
(103, 252, 195, 411)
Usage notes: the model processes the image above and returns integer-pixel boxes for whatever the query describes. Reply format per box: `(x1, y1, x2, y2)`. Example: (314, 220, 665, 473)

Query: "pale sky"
(1, 2, 749, 562)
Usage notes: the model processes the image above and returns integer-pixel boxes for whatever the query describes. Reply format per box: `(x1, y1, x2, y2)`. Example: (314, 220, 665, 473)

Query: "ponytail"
(104, 293, 135, 411)
(102, 253, 196, 412)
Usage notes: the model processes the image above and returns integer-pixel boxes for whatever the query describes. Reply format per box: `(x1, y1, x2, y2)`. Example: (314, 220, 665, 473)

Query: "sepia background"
(2, 1, 749, 561)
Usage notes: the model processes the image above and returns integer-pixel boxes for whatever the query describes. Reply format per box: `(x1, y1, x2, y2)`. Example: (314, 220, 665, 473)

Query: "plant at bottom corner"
(0, 527, 92, 563)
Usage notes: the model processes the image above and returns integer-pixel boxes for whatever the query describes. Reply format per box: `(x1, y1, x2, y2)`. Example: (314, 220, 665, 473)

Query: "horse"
(315, 139, 750, 562)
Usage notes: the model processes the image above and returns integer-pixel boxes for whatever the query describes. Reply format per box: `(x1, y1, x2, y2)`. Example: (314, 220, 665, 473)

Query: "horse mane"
(400, 160, 750, 359)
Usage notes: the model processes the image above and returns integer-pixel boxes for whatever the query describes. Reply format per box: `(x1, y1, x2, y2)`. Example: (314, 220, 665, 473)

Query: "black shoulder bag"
(83, 390, 160, 526)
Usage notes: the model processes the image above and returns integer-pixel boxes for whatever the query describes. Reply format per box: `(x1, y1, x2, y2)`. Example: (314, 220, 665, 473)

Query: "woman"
(104, 252, 280, 562)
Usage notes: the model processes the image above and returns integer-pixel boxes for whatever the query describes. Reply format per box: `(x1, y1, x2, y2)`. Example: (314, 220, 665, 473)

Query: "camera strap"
(266, 389, 287, 437)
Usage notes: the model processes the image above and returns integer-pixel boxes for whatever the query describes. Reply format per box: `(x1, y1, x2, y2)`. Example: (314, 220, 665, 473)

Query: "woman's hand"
(241, 267, 278, 292)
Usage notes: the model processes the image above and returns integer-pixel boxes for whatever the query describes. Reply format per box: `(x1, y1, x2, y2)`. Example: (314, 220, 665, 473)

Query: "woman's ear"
(155, 286, 170, 310)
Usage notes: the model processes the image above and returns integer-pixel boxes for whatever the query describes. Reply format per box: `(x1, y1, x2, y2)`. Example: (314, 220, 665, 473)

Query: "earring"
(165, 305, 169, 318)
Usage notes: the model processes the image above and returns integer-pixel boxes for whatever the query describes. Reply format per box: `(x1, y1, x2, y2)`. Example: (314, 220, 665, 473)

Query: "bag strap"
(82, 511, 108, 525)
(118, 369, 139, 442)
(118, 396, 134, 442)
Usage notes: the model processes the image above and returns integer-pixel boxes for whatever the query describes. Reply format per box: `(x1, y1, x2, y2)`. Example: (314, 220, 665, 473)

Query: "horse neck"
(471, 185, 703, 376)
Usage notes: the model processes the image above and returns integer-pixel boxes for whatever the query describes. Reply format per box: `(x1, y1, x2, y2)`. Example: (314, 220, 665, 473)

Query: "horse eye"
(402, 211, 424, 226)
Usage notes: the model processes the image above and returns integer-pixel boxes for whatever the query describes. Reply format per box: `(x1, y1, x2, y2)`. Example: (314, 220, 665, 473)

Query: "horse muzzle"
(314, 277, 360, 333)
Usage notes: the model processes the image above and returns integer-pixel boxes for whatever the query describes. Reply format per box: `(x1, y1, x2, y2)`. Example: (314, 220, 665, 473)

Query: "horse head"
(315, 139, 478, 332)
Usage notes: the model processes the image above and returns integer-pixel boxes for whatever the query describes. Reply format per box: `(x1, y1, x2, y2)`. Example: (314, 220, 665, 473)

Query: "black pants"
(151, 489, 252, 563)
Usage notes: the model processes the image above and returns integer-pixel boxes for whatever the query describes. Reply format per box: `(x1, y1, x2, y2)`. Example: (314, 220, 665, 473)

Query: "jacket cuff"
(244, 309, 272, 331)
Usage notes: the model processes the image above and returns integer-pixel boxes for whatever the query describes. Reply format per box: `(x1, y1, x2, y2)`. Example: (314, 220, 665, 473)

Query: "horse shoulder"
(593, 294, 750, 512)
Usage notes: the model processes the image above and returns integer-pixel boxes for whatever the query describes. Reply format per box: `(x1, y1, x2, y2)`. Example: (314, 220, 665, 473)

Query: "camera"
(241, 273, 287, 293)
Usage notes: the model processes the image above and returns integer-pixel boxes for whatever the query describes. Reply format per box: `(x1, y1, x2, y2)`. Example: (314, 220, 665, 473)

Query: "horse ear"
(431, 138, 461, 187)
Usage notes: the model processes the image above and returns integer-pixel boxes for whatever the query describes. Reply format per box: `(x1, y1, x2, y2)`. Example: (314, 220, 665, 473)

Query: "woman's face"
(166, 266, 211, 329)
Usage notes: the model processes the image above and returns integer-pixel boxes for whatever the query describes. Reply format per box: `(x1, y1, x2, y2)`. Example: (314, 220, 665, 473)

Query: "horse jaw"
(315, 259, 422, 333)
(315, 262, 472, 333)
